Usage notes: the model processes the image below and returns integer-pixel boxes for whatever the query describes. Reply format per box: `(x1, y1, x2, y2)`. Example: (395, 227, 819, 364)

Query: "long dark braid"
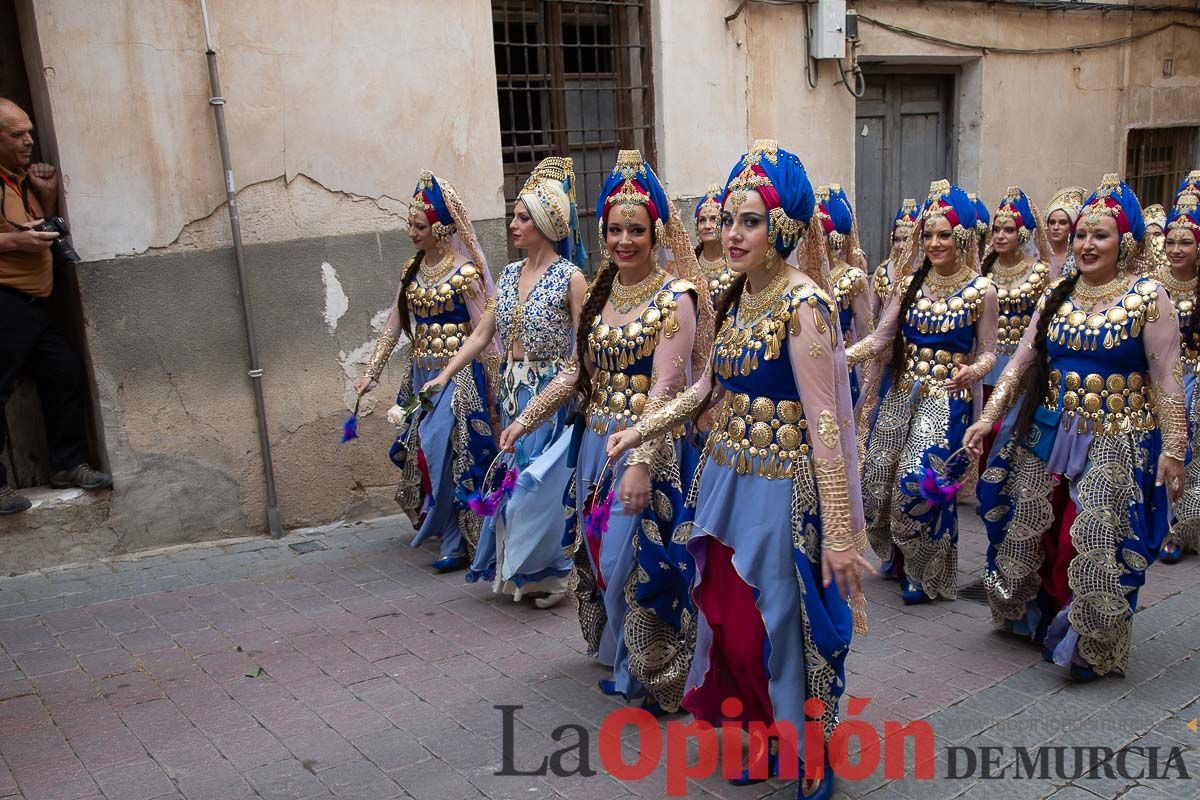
(573, 260, 619, 403)
(886, 257, 935, 380)
(395, 250, 425, 338)
(980, 250, 999, 277)
(694, 242, 704, 260)
(690, 272, 747, 427)
(1012, 271, 1081, 440)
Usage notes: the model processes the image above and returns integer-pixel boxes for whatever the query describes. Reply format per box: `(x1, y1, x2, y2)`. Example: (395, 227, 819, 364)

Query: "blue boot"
(799, 774, 836, 800)
(433, 554, 468, 573)
(1160, 538, 1183, 564)
(728, 739, 778, 786)
(901, 577, 931, 605)
(1069, 664, 1100, 683)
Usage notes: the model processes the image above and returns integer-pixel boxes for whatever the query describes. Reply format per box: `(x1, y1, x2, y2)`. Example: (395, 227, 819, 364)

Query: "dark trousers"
(0, 286, 89, 487)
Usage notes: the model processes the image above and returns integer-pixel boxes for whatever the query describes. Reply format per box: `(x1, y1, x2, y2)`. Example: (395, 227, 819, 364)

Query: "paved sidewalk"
(0, 505, 1197, 800)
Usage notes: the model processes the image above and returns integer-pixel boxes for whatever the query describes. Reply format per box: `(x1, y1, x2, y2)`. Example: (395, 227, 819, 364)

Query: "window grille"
(493, 0, 656, 269)
(1126, 126, 1199, 209)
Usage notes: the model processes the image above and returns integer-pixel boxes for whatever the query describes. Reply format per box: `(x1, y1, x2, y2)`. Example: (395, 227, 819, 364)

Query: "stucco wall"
(658, 1, 1199, 211)
(33, 0, 506, 261)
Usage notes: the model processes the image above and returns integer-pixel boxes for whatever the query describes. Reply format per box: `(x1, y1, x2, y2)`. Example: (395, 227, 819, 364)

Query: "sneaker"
(0, 486, 32, 514)
(49, 464, 113, 491)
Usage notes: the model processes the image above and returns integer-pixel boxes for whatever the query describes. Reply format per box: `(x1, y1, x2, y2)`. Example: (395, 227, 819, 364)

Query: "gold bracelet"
(515, 368, 577, 431)
(980, 365, 1024, 425)
(628, 395, 680, 467)
(813, 456, 859, 553)
(632, 385, 700, 445)
(1156, 392, 1187, 462)
(951, 352, 996, 387)
(365, 329, 400, 381)
(845, 335, 881, 368)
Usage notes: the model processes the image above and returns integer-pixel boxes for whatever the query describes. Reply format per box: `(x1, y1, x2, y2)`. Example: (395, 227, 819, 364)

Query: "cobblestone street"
(1, 506, 1197, 800)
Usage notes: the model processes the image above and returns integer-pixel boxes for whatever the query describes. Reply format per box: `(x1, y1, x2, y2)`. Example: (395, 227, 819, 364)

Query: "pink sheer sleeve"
(977, 294, 1048, 424)
(850, 274, 874, 343)
(364, 290, 403, 383)
(788, 292, 868, 631)
(1145, 286, 1187, 460)
(627, 292, 698, 466)
(960, 280, 999, 385)
(848, 287, 902, 367)
(648, 291, 697, 398)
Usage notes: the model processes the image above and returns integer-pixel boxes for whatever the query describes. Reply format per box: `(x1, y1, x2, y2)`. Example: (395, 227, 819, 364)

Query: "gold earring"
(764, 246, 779, 273)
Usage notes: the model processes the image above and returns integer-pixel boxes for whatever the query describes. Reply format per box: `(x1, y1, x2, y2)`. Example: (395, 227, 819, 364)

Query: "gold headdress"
(520, 156, 575, 243)
(1143, 203, 1167, 231)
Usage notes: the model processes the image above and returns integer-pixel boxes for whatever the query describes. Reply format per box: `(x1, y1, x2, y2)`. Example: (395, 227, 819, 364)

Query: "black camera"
(30, 215, 81, 264)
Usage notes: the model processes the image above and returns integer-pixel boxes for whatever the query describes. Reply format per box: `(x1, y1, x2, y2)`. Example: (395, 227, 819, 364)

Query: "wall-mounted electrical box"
(809, 0, 847, 60)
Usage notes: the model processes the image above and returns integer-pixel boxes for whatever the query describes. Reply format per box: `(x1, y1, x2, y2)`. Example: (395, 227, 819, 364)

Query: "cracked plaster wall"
(67, 220, 506, 559)
(31, 0, 506, 262)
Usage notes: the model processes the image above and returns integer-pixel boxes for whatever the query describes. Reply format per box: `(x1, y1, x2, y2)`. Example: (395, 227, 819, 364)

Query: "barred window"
(493, 0, 655, 268)
(1126, 126, 1199, 209)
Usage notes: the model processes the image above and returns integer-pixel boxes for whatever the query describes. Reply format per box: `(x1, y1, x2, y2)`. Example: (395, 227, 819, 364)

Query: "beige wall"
(655, 0, 1199, 214)
(653, 0, 750, 195)
(32, 0, 506, 262)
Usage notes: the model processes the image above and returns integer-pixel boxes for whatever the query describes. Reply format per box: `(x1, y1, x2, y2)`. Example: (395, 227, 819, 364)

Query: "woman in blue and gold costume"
(500, 150, 713, 712)
(817, 185, 872, 406)
(1044, 186, 1087, 278)
(609, 141, 870, 800)
(424, 157, 588, 604)
(964, 175, 1187, 682)
(355, 171, 499, 573)
(976, 187, 1053, 463)
(1159, 186, 1200, 564)
(849, 180, 998, 604)
(870, 198, 919, 323)
(695, 183, 734, 305)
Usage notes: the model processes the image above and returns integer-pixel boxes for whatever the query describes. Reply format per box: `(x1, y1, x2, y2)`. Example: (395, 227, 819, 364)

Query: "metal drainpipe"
(198, 0, 285, 538)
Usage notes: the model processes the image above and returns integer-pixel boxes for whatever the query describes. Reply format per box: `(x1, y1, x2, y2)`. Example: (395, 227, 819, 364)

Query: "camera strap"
(0, 175, 35, 220)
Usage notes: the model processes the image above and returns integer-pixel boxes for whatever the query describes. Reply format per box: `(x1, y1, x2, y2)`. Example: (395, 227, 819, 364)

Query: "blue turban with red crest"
(922, 180, 978, 245)
(694, 183, 725, 221)
(1167, 190, 1200, 240)
(410, 170, 455, 237)
(815, 184, 854, 252)
(893, 198, 919, 237)
(1176, 170, 1200, 201)
(994, 186, 1039, 244)
(968, 192, 989, 236)
(721, 139, 815, 259)
(597, 150, 670, 243)
(1078, 174, 1146, 242)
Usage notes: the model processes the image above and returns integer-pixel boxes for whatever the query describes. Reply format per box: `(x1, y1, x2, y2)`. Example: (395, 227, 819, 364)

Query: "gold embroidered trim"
(1157, 391, 1187, 461)
(814, 456, 854, 548)
(632, 385, 700, 446)
(980, 365, 1024, 425)
(705, 393, 810, 479)
(514, 365, 577, 432)
(817, 409, 840, 449)
(365, 329, 400, 381)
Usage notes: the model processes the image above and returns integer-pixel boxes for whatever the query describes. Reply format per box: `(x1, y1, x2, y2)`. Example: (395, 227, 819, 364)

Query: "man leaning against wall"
(0, 97, 111, 515)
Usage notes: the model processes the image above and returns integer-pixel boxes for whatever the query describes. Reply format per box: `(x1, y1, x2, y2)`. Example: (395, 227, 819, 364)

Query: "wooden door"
(855, 73, 954, 268)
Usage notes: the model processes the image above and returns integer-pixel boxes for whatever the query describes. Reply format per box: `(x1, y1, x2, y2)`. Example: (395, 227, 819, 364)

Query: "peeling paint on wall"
(339, 308, 406, 416)
(320, 262, 349, 332)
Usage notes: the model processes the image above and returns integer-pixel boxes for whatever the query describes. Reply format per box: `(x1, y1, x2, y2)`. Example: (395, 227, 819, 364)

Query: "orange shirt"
(0, 164, 52, 298)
